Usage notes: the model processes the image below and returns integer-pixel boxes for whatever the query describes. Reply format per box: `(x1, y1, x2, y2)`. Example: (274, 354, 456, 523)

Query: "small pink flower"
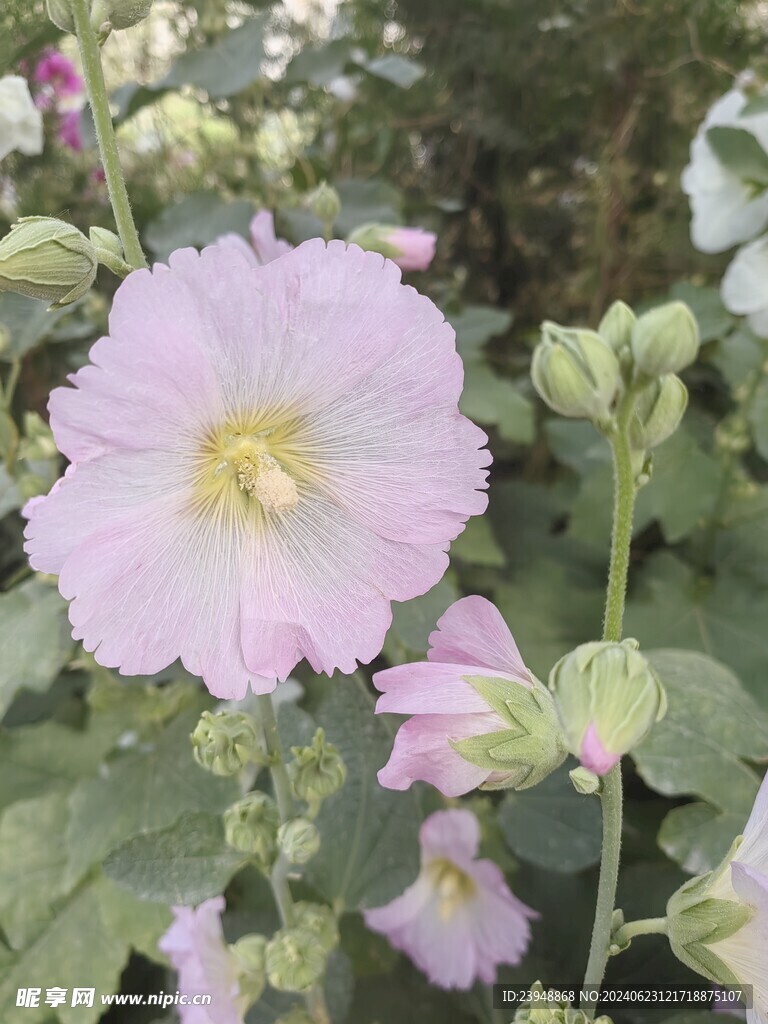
(374, 596, 532, 796)
(158, 897, 244, 1024)
(24, 241, 489, 697)
(35, 52, 83, 95)
(364, 809, 536, 990)
(386, 227, 437, 271)
(579, 721, 620, 775)
(217, 211, 292, 268)
(57, 109, 83, 151)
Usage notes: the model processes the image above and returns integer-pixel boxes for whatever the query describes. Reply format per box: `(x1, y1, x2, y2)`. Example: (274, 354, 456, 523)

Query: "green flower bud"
(598, 300, 636, 353)
(346, 222, 401, 261)
(89, 227, 131, 278)
(91, 0, 153, 30)
(293, 902, 339, 953)
(289, 728, 346, 804)
(549, 639, 667, 775)
(569, 765, 601, 795)
(513, 982, 614, 1024)
(223, 792, 279, 867)
(304, 182, 341, 227)
(275, 1008, 315, 1024)
(630, 301, 700, 377)
(531, 322, 621, 424)
(265, 926, 327, 993)
(46, 0, 75, 32)
(191, 709, 262, 776)
(277, 818, 321, 865)
(666, 845, 752, 985)
(449, 677, 567, 790)
(0, 218, 97, 309)
(629, 374, 688, 450)
(230, 934, 267, 1006)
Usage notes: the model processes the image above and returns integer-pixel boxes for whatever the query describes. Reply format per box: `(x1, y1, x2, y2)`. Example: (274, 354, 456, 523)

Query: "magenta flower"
(374, 596, 534, 796)
(57, 109, 83, 151)
(24, 241, 489, 697)
(387, 227, 437, 272)
(217, 211, 292, 267)
(364, 809, 536, 990)
(34, 51, 83, 110)
(158, 897, 244, 1024)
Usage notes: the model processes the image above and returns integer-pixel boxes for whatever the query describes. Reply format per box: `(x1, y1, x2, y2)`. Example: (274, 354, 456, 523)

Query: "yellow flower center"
(425, 857, 477, 922)
(194, 414, 312, 523)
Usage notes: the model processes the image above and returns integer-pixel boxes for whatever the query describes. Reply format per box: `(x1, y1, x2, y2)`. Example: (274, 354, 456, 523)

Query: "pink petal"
(465, 859, 537, 979)
(388, 228, 437, 272)
(428, 595, 531, 681)
(249, 210, 292, 264)
(420, 808, 481, 864)
(373, 661, 499, 714)
(580, 722, 620, 776)
(377, 716, 497, 797)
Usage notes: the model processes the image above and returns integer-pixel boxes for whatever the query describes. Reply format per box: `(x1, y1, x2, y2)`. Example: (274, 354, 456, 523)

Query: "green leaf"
(635, 430, 723, 543)
(144, 193, 255, 260)
(498, 764, 602, 872)
(658, 801, 749, 875)
(0, 719, 116, 814)
(384, 576, 459, 657)
(358, 54, 426, 89)
(0, 794, 72, 948)
(305, 679, 422, 909)
(333, 178, 403, 236)
(163, 17, 267, 98)
(64, 712, 239, 887)
(710, 326, 762, 389)
(460, 364, 535, 443)
(625, 552, 768, 707)
(707, 125, 768, 185)
(103, 811, 247, 905)
(0, 293, 69, 362)
(451, 515, 506, 567)
(97, 878, 172, 963)
(633, 649, 768, 809)
(284, 39, 352, 86)
(448, 304, 513, 361)
(748, 376, 768, 461)
(0, 579, 74, 720)
(0, 878, 129, 1024)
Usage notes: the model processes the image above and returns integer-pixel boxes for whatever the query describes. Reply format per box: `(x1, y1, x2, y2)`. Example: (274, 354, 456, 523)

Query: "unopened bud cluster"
(223, 792, 279, 869)
(0, 218, 97, 309)
(531, 299, 700, 450)
(265, 902, 339, 993)
(289, 728, 346, 811)
(191, 709, 262, 776)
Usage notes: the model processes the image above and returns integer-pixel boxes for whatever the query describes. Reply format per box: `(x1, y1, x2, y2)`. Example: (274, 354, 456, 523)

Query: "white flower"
(0, 76, 44, 162)
(682, 88, 768, 254)
(722, 235, 768, 337)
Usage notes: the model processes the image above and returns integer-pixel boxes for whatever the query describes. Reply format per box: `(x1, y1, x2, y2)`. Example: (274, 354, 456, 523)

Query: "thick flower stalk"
(375, 595, 565, 795)
(24, 241, 489, 696)
(364, 809, 536, 990)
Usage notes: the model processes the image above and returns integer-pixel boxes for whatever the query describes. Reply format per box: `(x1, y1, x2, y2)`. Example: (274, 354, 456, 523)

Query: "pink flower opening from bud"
(579, 721, 621, 776)
(386, 227, 437, 272)
(364, 808, 536, 990)
(374, 595, 532, 796)
(158, 897, 244, 1024)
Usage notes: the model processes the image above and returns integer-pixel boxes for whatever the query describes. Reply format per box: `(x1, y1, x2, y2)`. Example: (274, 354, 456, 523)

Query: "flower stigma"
(426, 857, 477, 922)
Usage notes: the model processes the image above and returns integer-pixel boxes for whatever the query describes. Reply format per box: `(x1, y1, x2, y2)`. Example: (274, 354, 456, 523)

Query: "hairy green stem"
(254, 694, 331, 1024)
(613, 917, 667, 946)
(581, 396, 638, 1013)
(71, 0, 147, 269)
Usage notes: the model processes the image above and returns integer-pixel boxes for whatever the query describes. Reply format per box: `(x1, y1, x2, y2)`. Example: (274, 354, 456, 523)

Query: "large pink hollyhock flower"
(159, 897, 244, 1024)
(24, 241, 489, 697)
(374, 596, 534, 796)
(364, 809, 536, 990)
(217, 210, 293, 268)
